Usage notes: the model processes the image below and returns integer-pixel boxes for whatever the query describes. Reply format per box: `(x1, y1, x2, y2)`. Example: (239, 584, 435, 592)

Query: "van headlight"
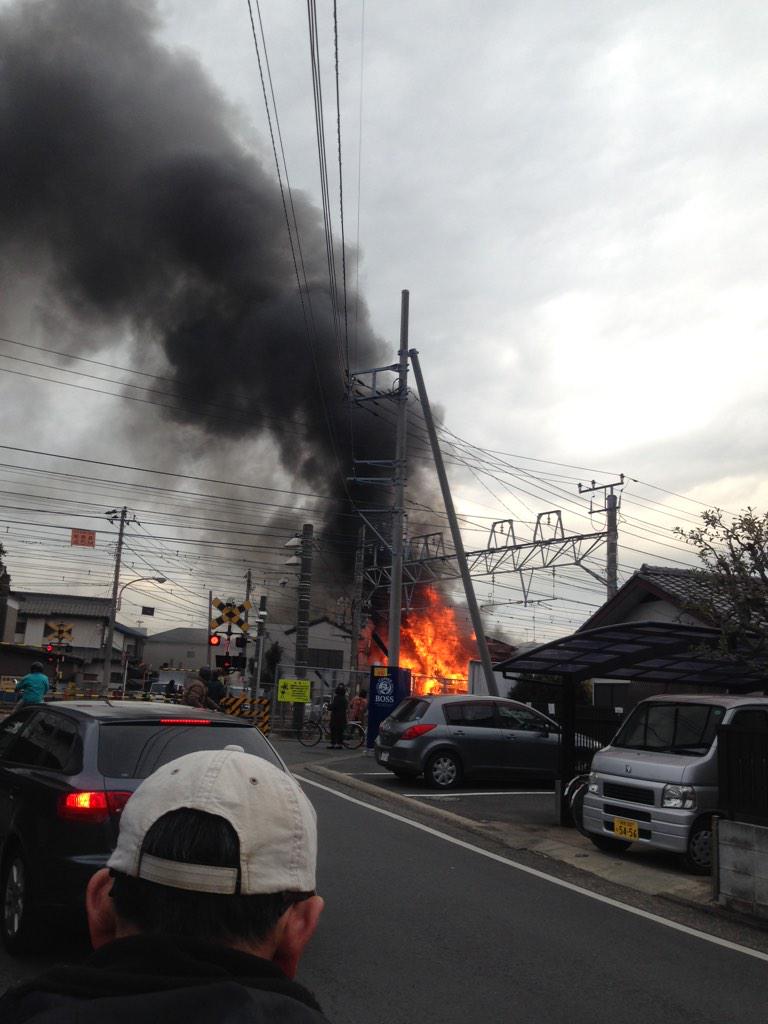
(662, 784, 696, 809)
(588, 771, 599, 794)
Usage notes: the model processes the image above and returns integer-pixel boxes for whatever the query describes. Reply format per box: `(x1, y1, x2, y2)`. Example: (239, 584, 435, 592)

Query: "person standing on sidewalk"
(326, 685, 348, 749)
(348, 688, 367, 725)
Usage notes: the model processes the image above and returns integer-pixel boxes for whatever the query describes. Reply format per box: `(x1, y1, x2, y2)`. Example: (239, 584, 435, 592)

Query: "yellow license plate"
(613, 818, 639, 841)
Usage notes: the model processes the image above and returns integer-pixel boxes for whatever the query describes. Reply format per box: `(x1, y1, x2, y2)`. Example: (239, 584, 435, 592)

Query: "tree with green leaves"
(675, 507, 768, 664)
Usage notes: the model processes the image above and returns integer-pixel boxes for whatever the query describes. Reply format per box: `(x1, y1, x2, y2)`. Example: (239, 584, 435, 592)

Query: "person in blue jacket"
(16, 662, 49, 705)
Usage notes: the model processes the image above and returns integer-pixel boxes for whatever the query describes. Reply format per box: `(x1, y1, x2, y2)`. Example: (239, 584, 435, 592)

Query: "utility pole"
(293, 523, 313, 727)
(207, 590, 213, 669)
(408, 350, 498, 696)
(577, 476, 624, 599)
(350, 526, 366, 674)
(388, 290, 409, 668)
(243, 569, 252, 686)
(252, 594, 268, 701)
(102, 507, 128, 693)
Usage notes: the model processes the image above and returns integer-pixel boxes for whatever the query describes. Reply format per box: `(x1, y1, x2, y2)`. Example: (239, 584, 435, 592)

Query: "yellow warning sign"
(277, 678, 311, 703)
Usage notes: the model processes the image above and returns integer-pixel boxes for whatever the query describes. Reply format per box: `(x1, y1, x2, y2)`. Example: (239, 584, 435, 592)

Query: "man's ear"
(272, 895, 324, 979)
(85, 868, 118, 949)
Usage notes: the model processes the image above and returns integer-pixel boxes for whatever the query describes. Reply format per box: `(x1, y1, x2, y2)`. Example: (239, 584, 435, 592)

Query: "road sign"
(71, 529, 96, 547)
(277, 678, 311, 703)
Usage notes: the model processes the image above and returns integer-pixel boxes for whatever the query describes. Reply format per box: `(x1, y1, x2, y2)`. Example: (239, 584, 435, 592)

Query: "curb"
(298, 762, 715, 912)
(300, 762, 497, 839)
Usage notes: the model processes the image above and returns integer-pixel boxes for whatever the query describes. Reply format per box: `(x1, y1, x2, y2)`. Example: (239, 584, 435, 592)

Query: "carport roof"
(493, 620, 767, 690)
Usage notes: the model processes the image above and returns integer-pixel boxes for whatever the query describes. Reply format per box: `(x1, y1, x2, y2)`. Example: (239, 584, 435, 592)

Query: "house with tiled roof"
(580, 564, 759, 707)
(4, 592, 145, 687)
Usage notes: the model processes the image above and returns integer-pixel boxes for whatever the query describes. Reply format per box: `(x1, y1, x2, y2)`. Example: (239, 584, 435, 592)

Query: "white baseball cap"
(107, 747, 317, 896)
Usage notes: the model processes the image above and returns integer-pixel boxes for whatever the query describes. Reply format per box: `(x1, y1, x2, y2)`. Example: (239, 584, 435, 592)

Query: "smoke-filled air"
(0, 0, 421, 575)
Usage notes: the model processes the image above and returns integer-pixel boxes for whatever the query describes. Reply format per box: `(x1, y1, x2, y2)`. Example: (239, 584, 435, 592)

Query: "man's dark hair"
(110, 809, 292, 945)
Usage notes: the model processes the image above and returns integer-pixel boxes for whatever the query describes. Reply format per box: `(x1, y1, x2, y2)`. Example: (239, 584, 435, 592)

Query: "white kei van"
(582, 694, 768, 874)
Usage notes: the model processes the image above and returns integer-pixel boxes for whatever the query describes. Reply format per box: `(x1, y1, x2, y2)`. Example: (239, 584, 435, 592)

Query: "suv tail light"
(400, 723, 436, 741)
(58, 790, 132, 823)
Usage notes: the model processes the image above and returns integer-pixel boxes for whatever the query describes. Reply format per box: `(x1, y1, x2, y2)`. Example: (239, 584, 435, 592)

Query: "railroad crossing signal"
(210, 597, 251, 633)
(44, 621, 74, 644)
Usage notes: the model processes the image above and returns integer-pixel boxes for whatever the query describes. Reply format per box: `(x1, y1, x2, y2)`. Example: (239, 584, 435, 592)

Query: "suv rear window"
(389, 699, 430, 723)
(98, 722, 282, 779)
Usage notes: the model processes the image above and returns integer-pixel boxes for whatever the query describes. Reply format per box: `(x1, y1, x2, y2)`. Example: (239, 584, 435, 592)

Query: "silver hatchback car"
(375, 694, 574, 789)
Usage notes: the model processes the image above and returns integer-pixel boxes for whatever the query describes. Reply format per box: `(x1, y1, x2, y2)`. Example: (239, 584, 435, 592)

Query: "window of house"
(307, 647, 344, 669)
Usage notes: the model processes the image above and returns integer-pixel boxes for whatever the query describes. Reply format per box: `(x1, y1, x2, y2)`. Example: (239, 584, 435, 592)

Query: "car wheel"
(681, 817, 713, 875)
(588, 833, 632, 854)
(1, 846, 41, 955)
(426, 751, 462, 790)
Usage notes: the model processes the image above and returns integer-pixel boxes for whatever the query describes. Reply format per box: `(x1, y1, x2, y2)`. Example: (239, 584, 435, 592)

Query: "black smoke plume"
(0, 0, 420, 579)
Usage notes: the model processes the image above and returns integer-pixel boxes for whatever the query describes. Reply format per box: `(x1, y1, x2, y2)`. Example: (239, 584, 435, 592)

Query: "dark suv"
(0, 700, 285, 952)
(375, 694, 587, 789)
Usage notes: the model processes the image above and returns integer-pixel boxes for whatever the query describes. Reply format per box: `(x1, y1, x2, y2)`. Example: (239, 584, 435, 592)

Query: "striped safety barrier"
(219, 694, 271, 735)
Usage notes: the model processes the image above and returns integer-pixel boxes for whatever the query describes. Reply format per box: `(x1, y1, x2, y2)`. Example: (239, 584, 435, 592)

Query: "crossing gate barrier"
(219, 695, 270, 735)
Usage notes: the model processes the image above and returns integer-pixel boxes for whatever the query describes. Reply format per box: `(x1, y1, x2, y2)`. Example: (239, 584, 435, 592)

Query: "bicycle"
(297, 713, 365, 749)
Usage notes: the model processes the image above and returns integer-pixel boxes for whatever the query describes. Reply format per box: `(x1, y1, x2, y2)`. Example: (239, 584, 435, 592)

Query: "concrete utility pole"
(577, 476, 624, 599)
(408, 350, 498, 697)
(243, 569, 252, 685)
(102, 507, 128, 692)
(207, 590, 213, 668)
(293, 523, 313, 727)
(388, 290, 410, 668)
(350, 525, 366, 674)
(252, 594, 268, 701)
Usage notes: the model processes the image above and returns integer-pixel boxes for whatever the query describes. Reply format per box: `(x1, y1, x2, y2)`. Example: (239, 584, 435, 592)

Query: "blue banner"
(366, 666, 411, 748)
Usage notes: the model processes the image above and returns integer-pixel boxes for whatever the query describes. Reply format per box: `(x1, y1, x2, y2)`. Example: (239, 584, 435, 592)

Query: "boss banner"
(366, 666, 411, 749)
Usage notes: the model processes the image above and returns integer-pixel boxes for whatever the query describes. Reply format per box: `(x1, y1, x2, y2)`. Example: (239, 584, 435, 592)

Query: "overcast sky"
(156, 0, 768, 498)
(1, 1, 766, 644)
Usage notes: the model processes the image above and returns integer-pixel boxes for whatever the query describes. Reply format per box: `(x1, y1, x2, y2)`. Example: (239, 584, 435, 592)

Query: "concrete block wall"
(716, 820, 768, 919)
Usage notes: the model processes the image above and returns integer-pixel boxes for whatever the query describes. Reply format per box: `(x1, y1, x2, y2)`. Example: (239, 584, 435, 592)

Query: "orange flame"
(375, 586, 475, 696)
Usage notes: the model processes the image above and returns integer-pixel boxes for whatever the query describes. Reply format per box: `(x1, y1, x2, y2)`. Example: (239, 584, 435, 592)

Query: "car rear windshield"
(389, 699, 430, 723)
(612, 702, 725, 756)
(98, 722, 282, 779)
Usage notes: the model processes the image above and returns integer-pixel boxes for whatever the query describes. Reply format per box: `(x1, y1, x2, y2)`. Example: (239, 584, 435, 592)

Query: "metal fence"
(268, 665, 370, 732)
(718, 725, 768, 826)
(527, 704, 623, 776)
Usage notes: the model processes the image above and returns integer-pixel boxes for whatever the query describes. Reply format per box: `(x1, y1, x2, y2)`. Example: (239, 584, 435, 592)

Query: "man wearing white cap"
(0, 748, 329, 1023)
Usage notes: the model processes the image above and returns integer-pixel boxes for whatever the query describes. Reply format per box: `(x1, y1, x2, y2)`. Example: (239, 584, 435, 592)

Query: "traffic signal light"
(208, 634, 221, 647)
(215, 655, 232, 670)
(235, 635, 247, 649)
(44, 643, 54, 653)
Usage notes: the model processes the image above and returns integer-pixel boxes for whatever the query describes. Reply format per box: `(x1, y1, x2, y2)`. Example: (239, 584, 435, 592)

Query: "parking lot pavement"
(273, 737, 713, 907)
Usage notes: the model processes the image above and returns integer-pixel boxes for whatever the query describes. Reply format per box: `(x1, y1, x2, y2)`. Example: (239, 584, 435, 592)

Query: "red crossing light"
(208, 634, 221, 647)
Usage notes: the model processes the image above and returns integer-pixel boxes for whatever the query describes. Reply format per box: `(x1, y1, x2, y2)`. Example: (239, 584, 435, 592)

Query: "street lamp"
(102, 576, 167, 694)
(116, 576, 167, 610)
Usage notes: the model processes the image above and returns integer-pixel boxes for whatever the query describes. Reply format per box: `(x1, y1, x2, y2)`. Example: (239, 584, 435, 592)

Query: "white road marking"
(296, 773, 768, 966)
(414, 790, 553, 798)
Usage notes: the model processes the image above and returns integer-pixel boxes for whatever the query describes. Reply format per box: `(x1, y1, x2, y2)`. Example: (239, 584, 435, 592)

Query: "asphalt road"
(2, 750, 768, 1023)
(298, 779, 768, 1024)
